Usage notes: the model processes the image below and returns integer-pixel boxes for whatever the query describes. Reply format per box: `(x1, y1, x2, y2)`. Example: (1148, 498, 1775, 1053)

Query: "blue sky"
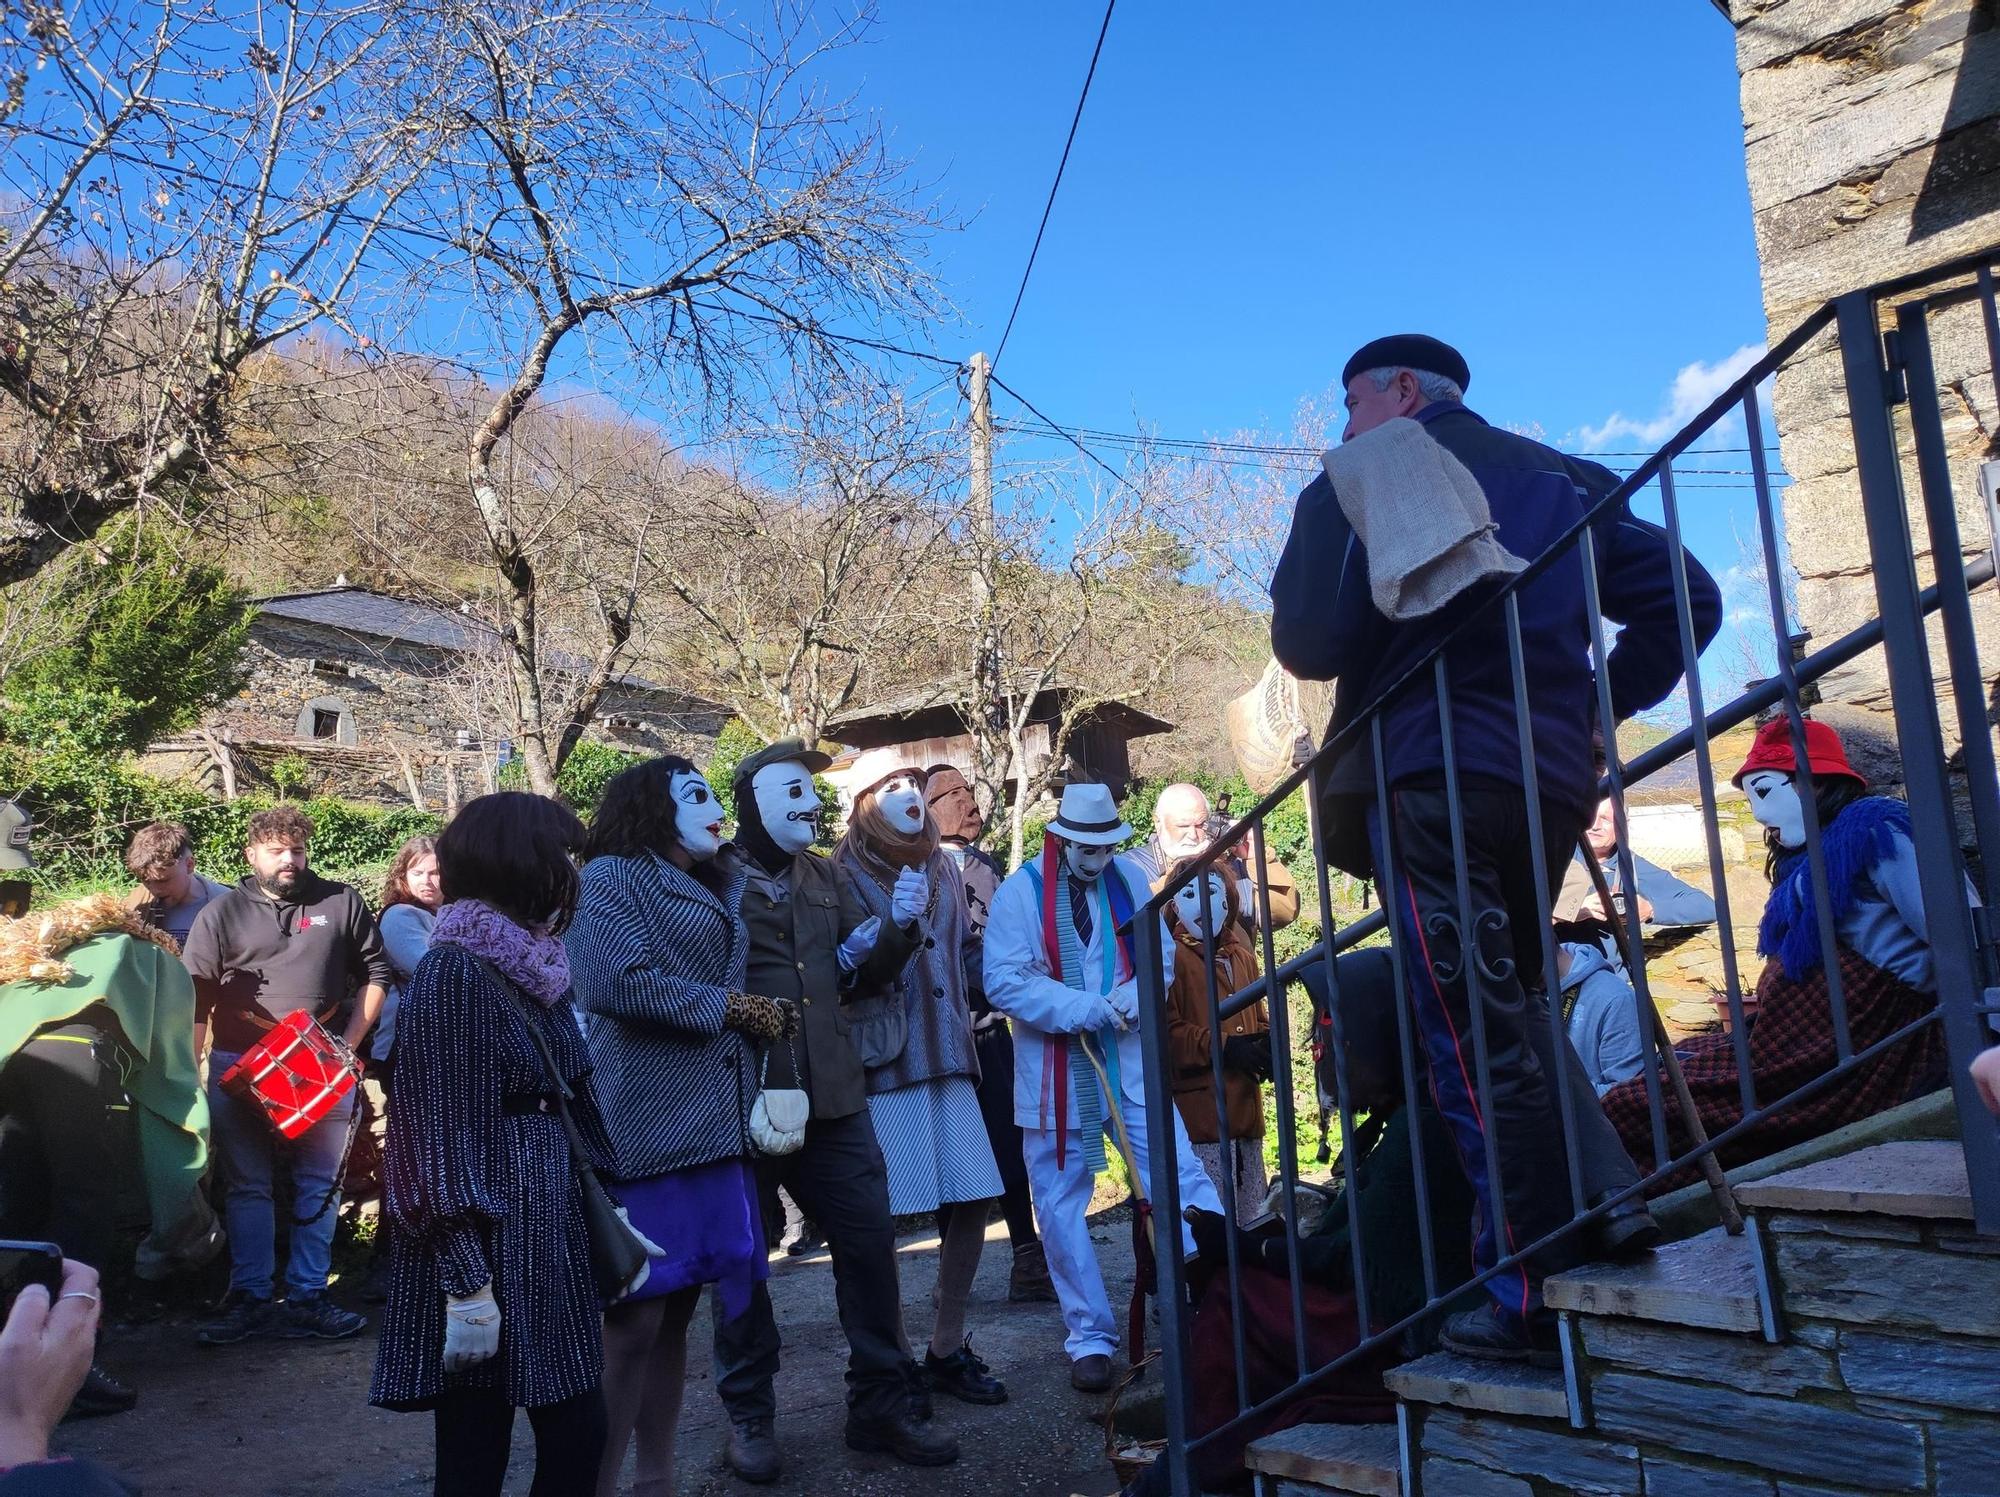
(817, 0, 1786, 699)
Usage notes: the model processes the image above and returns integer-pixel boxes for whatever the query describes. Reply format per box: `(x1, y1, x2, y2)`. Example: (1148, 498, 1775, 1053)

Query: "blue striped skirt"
(867, 1075, 1004, 1217)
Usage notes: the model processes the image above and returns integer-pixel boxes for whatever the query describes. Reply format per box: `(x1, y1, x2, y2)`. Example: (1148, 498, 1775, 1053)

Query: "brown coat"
(1165, 922, 1268, 1142)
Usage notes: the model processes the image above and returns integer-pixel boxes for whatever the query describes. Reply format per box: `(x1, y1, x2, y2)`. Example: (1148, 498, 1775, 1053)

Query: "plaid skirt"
(1603, 947, 1945, 1185)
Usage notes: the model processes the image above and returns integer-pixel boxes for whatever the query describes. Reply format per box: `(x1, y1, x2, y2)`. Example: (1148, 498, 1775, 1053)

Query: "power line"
(989, 0, 1117, 373)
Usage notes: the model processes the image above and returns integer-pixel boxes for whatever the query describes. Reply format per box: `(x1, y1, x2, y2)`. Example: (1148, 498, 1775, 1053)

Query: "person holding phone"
(0, 1252, 133, 1494)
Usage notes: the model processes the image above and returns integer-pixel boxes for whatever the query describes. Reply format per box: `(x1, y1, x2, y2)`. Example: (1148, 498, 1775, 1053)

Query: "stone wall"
(158, 616, 725, 807)
(1731, 0, 2000, 730)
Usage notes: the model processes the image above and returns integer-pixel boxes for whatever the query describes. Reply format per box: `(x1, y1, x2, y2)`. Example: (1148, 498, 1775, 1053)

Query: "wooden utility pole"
(968, 352, 1006, 812)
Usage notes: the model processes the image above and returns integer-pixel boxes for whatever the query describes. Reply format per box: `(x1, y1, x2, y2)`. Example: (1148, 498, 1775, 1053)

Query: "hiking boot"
(924, 1339, 1008, 1405)
(1439, 1303, 1561, 1369)
(844, 1408, 959, 1466)
(1070, 1353, 1114, 1393)
(275, 1292, 366, 1341)
(725, 1417, 782, 1484)
(1591, 1192, 1662, 1261)
(1007, 1241, 1058, 1303)
(63, 1364, 137, 1421)
(194, 1291, 274, 1347)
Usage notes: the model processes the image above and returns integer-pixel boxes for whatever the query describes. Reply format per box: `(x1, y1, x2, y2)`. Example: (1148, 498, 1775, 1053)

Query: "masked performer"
(983, 783, 1222, 1395)
(709, 741, 956, 1477)
(923, 766, 1056, 1303)
(1603, 718, 1948, 1174)
(1160, 858, 1271, 1226)
(567, 758, 792, 1497)
(835, 755, 1007, 1408)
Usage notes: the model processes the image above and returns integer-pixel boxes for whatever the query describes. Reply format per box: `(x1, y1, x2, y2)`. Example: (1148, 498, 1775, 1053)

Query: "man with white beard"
(710, 741, 956, 1477)
(983, 783, 1222, 1394)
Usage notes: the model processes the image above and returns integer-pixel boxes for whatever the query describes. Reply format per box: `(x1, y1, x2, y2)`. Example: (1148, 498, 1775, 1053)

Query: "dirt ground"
(54, 1215, 1146, 1497)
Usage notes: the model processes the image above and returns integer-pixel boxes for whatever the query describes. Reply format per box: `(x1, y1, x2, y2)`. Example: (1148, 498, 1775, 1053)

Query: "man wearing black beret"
(1269, 336, 1723, 1363)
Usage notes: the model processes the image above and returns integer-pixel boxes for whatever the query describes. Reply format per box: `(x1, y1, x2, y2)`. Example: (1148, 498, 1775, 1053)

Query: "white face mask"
(1064, 841, 1114, 883)
(752, 762, 821, 855)
(671, 770, 723, 861)
(1744, 769, 1806, 849)
(875, 773, 927, 836)
(1173, 873, 1230, 939)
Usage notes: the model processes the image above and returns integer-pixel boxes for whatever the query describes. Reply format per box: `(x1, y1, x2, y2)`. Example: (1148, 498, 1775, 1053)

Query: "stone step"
(1735, 1138, 1972, 1221)
(1543, 1227, 1762, 1334)
(1380, 1351, 1568, 1421)
(1243, 1421, 1400, 1496)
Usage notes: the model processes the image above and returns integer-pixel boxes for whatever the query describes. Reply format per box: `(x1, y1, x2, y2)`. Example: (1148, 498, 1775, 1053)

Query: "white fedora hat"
(1048, 782, 1132, 847)
(844, 747, 928, 796)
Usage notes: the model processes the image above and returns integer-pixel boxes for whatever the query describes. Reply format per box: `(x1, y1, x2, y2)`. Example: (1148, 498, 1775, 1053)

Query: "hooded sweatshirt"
(1561, 939, 1645, 1095)
(181, 870, 393, 1053)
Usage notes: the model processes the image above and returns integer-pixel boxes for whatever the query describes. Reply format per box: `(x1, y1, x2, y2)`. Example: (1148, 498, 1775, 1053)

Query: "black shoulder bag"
(469, 956, 649, 1304)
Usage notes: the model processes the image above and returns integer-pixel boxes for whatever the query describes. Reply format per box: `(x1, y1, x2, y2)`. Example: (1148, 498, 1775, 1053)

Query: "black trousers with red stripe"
(1369, 782, 1632, 1322)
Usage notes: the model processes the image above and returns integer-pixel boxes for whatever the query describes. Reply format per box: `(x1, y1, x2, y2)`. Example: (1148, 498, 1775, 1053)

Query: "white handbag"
(748, 1038, 809, 1156)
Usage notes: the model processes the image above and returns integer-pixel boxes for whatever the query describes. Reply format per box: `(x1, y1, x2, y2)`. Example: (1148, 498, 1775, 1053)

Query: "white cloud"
(1576, 344, 1767, 452)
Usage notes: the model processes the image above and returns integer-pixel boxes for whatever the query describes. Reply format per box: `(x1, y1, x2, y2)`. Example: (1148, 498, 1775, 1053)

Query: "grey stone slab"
(1582, 1317, 1839, 1397)
(1930, 1223, 2000, 1257)
(1774, 1234, 2000, 1337)
(1765, 1212, 1925, 1242)
(1545, 1229, 1762, 1335)
(1382, 1352, 1568, 1420)
(1245, 1422, 1398, 1497)
(1930, 1414, 2000, 1497)
(1418, 1457, 1528, 1497)
(1642, 1453, 1776, 1497)
(1419, 1408, 1640, 1496)
(1735, 1141, 1973, 1220)
(1838, 1328, 2000, 1414)
(1590, 1372, 1927, 1490)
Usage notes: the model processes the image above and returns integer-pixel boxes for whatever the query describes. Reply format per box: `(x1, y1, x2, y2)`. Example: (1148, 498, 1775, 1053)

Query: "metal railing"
(1133, 247, 2000, 1495)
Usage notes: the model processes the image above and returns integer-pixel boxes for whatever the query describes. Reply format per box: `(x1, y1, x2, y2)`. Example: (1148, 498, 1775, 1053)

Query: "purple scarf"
(432, 899, 571, 1005)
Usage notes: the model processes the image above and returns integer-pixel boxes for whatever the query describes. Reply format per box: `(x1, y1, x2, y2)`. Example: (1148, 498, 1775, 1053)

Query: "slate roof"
(825, 679, 1172, 745)
(254, 587, 703, 703)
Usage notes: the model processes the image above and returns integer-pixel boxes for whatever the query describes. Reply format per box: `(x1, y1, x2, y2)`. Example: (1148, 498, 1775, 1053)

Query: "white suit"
(983, 851, 1222, 1360)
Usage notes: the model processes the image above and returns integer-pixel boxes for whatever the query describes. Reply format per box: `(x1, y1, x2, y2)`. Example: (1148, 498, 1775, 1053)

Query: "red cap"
(1732, 717, 1865, 789)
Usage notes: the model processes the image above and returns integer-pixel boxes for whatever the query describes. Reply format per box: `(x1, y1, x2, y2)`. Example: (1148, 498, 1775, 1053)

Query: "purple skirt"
(609, 1158, 767, 1320)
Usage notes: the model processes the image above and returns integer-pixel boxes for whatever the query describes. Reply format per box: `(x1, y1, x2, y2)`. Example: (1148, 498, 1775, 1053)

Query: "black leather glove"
(1184, 1207, 1228, 1264)
(1222, 1032, 1273, 1082)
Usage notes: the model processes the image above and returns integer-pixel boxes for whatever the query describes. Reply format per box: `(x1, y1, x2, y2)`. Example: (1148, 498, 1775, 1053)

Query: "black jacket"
(1270, 403, 1721, 876)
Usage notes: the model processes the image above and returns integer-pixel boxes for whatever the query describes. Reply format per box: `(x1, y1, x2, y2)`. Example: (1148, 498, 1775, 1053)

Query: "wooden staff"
(1579, 843, 1745, 1235)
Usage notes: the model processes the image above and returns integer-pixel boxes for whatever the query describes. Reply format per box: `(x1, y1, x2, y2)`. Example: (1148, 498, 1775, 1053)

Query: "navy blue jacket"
(1269, 403, 1720, 876)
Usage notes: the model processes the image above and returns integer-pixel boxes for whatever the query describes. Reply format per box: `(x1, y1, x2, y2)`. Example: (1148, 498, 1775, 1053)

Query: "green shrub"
(270, 754, 311, 799)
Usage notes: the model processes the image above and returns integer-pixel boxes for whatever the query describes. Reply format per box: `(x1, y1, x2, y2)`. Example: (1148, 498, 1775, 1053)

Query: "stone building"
(1722, 0, 2000, 731)
(145, 585, 725, 808)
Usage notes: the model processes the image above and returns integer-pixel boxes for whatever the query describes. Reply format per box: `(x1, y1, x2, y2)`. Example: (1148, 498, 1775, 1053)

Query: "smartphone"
(0, 1240, 63, 1313)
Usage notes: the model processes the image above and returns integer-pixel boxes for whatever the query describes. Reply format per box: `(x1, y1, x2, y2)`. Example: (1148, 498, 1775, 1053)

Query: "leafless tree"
(0, 0, 447, 584)
(647, 376, 963, 743)
(398, 0, 948, 793)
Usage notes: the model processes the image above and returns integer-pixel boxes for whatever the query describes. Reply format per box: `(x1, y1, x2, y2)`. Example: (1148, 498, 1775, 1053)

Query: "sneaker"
(725, 1416, 782, 1484)
(843, 1408, 959, 1466)
(62, 1364, 137, 1420)
(194, 1291, 274, 1346)
(1007, 1241, 1058, 1304)
(924, 1339, 1007, 1405)
(785, 1221, 824, 1257)
(276, 1292, 366, 1341)
(1439, 1303, 1560, 1369)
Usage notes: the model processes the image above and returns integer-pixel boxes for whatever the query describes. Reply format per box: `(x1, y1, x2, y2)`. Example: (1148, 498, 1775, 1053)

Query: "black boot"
(844, 1407, 960, 1466)
(924, 1339, 1008, 1405)
(1591, 1190, 1662, 1260)
(62, 1365, 137, 1421)
(1439, 1303, 1560, 1368)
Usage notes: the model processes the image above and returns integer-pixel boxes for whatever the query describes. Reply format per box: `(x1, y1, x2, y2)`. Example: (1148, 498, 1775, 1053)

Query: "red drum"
(220, 1011, 360, 1139)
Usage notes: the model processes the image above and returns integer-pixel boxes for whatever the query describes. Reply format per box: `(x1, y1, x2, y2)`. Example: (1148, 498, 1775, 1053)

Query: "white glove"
(1107, 978, 1140, 1027)
(1083, 994, 1128, 1034)
(891, 865, 928, 926)
(614, 1206, 663, 1301)
(837, 916, 883, 973)
(442, 1284, 501, 1372)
